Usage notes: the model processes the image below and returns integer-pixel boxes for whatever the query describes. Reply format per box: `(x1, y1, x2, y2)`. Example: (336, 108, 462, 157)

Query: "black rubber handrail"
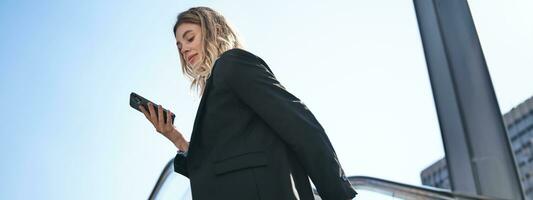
(148, 159, 173, 200)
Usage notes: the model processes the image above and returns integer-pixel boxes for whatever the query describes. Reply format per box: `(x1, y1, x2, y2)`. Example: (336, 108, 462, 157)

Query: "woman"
(140, 6, 357, 200)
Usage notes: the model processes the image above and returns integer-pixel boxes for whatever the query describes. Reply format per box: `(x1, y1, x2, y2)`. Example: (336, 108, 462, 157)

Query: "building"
(421, 96, 533, 198)
(421, 158, 450, 189)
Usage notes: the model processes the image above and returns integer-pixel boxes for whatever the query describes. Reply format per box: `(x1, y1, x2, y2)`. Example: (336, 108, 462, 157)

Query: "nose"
(180, 46, 190, 56)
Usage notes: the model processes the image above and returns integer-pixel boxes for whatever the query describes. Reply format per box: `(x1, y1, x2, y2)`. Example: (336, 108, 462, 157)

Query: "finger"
(139, 105, 150, 119)
(148, 102, 157, 123)
(166, 110, 172, 125)
(157, 105, 164, 127)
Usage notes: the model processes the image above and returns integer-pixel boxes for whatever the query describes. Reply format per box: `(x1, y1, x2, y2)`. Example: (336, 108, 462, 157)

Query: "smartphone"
(130, 92, 175, 124)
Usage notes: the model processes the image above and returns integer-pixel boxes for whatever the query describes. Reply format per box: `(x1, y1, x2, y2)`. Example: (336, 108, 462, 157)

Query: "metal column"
(413, 0, 524, 199)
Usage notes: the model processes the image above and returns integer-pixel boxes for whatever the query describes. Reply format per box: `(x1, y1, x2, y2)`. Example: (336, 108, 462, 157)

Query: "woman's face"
(175, 23, 203, 67)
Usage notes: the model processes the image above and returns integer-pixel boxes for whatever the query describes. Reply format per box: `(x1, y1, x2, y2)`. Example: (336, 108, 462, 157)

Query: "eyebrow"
(176, 30, 193, 47)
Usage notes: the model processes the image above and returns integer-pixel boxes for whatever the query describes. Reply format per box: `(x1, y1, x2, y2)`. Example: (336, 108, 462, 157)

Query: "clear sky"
(1, 0, 531, 199)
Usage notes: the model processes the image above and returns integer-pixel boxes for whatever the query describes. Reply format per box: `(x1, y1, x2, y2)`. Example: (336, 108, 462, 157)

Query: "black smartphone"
(130, 92, 175, 124)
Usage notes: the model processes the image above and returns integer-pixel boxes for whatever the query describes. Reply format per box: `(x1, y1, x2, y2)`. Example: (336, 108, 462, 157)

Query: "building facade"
(421, 96, 533, 198)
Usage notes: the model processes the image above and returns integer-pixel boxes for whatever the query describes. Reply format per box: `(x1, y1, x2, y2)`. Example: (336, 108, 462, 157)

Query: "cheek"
(194, 41, 202, 49)
(195, 43, 203, 58)
(200, 51, 205, 60)
(194, 37, 203, 49)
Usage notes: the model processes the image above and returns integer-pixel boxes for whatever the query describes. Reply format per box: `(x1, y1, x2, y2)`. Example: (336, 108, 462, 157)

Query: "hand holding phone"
(130, 92, 175, 123)
(130, 92, 188, 151)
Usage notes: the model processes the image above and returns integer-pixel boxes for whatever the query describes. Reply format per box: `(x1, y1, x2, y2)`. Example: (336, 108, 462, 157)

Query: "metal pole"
(413, 0, 524, 199)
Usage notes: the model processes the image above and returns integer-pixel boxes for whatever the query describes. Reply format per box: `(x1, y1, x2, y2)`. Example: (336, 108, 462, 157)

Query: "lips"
(187, 53, 198, 63)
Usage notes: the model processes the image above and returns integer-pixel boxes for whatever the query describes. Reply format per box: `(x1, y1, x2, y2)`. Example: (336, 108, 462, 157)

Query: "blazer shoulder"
(216, 48, 267, 66)
(219, 48, 260, 59)
(213, 48, 269, 81)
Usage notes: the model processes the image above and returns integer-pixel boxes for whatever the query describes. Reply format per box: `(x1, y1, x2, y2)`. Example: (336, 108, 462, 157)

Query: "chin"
(190, 59, 201, 68)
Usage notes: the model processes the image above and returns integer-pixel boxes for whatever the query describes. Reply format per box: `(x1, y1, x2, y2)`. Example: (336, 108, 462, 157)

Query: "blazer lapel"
(188, 75, 214, 157)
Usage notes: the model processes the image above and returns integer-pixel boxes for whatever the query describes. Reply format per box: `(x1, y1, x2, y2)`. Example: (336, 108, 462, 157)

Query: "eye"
(188, 37, 194, 42)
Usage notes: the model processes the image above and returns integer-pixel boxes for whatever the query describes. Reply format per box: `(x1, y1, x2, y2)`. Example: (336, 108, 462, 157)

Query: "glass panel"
(154, 172, 192, 200)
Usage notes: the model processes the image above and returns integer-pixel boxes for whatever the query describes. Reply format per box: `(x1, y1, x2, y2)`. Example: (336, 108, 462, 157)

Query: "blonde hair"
(173, 7, 244, 96)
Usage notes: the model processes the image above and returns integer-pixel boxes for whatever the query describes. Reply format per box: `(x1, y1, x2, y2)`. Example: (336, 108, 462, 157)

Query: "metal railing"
(342, 176, 504, 200)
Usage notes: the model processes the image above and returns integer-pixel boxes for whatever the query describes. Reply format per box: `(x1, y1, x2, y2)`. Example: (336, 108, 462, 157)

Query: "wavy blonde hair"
(173, 7, 244, 96)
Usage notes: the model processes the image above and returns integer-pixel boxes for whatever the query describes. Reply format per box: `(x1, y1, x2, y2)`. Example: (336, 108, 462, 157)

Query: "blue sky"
(1, 0, 532, 199)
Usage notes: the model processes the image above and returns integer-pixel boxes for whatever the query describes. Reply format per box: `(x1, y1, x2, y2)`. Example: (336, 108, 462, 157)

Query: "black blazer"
(173, 48, 357, 200)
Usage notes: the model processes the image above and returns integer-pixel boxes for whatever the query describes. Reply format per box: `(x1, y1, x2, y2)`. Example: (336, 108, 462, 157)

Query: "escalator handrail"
(148, 159, 174, 200)
(148, 158, 507, 200)
(345, 175, 507, 200)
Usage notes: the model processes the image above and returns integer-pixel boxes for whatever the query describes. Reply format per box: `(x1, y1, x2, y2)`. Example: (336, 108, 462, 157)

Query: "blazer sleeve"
(214, 50, 357, 200)
(173, 151, 189, 178)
